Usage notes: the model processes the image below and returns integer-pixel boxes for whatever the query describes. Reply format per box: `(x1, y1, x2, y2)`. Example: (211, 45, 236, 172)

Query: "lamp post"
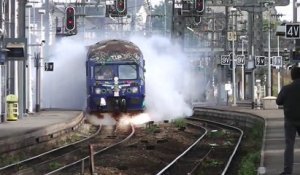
(268, 7, 271, 96)
(231, 7, 237, 106)
(164, 0, 167, 36)
(0, 49, 8, 122)
(36, 9, 45, 112)
(277, 35, 281, 94)
(240, 35, 247, 100)
(265, 1, 274, 96)
(26, 4, 33, 113)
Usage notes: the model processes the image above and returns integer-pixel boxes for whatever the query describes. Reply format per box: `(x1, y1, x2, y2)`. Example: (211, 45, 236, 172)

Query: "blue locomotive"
(86, 39, 145, 113)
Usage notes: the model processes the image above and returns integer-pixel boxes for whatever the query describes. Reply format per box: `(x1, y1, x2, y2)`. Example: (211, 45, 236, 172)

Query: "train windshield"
(94, 65, 114, 80)
(118, 64, 137, 80)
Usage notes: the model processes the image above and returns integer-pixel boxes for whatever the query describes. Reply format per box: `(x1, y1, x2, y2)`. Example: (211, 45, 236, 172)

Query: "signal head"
(65, 6, 76, 31)
(195, 0, 205, 13)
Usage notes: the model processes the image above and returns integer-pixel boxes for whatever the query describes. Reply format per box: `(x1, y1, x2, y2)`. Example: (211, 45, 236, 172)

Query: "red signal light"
(116, 0, 126, 13)
(65, 6, 75, 31)
(67, 7, 74, 14)
(195, 0, 204, 13)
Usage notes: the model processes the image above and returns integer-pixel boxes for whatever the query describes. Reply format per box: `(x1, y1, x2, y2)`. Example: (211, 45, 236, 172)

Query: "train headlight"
(131, 87, 138, 93)
(114, 77, 119, 83)
(95, 88, 101, 94)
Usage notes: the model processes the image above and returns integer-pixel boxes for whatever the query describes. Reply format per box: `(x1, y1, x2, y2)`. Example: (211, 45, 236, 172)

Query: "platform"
(233, 107, 300, 175)
(194, 104, 300, 175)
(0, 110, 83, 153)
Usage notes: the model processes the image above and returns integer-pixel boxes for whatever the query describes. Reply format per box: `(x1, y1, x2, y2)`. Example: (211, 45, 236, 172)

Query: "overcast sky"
(276, 1, 293, 22)
(151, 0, 295, 22)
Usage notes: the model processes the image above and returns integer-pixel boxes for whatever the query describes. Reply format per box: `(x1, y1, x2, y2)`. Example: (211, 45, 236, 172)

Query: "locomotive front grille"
(130, 97, 143, 104)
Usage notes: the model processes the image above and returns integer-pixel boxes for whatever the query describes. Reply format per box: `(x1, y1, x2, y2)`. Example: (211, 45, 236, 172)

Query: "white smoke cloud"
(41, 34, 201, 121)
(42, 37, 88, 110)
(131, 35, 195, 121)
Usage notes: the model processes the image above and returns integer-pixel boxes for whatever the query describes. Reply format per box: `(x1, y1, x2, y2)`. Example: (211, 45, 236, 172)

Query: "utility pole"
(45, 0, 50, 60)
(17, 0, 27, 117)
(240, 36, 247, 100)
(7, 0, 15, 96)
(0, 0, 4, 121)
(293, 0, 297, 23)
(277, 35, 280, 94)
(171, 0, 185, 47)
(231, 8, 237, 106)
(26, 4, 33, 113)
(267, 4, 271, 96)
(242, 0, 264, 107)
(164, 0, 167, 36)
(36, 9, 45, 112)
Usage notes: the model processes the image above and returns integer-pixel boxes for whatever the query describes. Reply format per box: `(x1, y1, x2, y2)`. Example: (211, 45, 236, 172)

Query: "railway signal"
(65, 6, 76, 31)
(116, 0, 126, 13)
(194, 16, 201, 24)
(106, 0, 127, 17)
(195, 0, 205, 14)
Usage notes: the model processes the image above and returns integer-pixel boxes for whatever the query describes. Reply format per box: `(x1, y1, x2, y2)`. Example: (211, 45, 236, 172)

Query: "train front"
(86, 40, 145, 114)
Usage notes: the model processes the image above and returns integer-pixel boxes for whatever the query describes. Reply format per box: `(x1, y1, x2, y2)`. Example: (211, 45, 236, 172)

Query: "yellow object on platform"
(6, 94, 18, 121)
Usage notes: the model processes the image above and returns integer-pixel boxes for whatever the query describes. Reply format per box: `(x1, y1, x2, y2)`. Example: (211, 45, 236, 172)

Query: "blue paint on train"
(86, 39, 145, 113)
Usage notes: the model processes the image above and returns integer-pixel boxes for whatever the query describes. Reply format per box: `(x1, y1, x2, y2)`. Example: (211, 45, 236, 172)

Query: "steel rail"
(0, 114, 99, 172)
(156, 117, 243, 175)
(156, 123, 208, 175)
(45, 123, 135, 175)
(189, 117, 244, 175)
(188, 148, 212, 174)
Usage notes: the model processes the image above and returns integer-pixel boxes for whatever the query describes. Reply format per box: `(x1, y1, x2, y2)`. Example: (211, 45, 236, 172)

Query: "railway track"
(0, 111, 246, 175)
(0, 122, 101, 175)
(71, 120, 206, 175)
(45, 123, 135, 175)
(156, 117, 243, 175)
(0, 120, 134, 175)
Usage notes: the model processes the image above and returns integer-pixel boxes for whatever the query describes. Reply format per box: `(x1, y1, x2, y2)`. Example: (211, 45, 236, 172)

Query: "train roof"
(87, 39, 143, 64)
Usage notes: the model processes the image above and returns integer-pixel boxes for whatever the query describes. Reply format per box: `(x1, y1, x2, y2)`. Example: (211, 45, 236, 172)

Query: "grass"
(208, 129, 226, 138)
(48, 161, 62, 170)
(236, 122, 264, 175)
(238, 151, 260, 175)
(171, 118, 187, 128)
(0, 154, 21, 167)
(202, 158, 223, 168)
(145, 124, 160, 134)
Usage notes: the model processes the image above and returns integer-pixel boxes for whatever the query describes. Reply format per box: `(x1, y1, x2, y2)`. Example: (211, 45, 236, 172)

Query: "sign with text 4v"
(221, 55, 230, 65)
(285, 24, 300, 38)
(236, 55, 245, 65)
(255, 56, 266, 66)
(271, 56, 282, 67)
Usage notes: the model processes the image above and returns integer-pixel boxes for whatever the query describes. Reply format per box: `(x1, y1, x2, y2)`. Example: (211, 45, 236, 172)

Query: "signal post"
(171, 0, 205, 47)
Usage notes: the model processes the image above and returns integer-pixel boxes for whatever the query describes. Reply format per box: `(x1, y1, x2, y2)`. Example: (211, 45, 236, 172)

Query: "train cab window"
(119, 65, 137, 80)
(94, 65, 114, 80)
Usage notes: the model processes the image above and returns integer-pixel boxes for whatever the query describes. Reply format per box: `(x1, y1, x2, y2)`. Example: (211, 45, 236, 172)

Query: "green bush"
(238, 151, 260, 175)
